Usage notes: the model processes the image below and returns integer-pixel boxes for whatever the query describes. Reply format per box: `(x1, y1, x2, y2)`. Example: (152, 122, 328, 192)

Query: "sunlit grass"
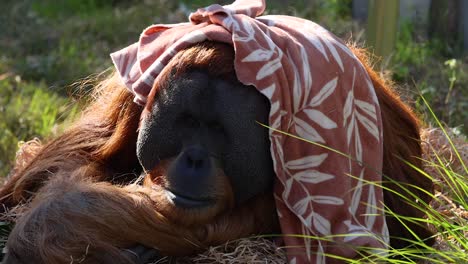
(0, 77, 79, 177)
(258, 95, 467, 263)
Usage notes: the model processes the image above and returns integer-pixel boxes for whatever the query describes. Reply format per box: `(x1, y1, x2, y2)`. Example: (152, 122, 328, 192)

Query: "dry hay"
(421, 127, 468, 225)
(159, 238, 286, 264)
(418, 127, 468, 263)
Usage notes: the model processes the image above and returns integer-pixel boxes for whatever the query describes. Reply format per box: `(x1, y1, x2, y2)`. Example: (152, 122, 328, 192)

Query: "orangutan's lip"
(164, 189, 215, 208)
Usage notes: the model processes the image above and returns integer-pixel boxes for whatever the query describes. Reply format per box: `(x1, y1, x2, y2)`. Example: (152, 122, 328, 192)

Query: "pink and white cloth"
(111, 0, 388, 263)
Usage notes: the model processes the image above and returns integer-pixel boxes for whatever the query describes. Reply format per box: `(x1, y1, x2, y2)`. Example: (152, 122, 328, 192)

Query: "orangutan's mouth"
(164, 188, 215, 208)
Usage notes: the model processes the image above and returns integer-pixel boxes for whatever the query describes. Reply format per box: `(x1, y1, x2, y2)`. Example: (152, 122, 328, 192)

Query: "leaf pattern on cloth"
(110, 0, 389, 262)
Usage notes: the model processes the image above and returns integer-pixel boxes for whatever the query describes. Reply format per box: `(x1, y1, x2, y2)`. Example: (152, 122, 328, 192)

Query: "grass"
(375, 102, 468, 263)
(389, 23, 468, 136)
(350, 100, 467, 263)
(263, 105, 467, 263)
(0, 77, 78, 176)
(0, 0, 467, 262)
(0, 0, 187, 176)
(180, 112, 467, 263)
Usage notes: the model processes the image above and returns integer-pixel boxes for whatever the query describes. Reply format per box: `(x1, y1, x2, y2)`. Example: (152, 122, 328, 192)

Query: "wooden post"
(352, 0, 368, 21)
(429, 0, 460, 47)
(461, 0, 468, 52)
(366, 0, 400, 60)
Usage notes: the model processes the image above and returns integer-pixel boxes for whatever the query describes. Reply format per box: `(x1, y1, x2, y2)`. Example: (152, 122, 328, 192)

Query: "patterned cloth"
(111, 0, 389, 263)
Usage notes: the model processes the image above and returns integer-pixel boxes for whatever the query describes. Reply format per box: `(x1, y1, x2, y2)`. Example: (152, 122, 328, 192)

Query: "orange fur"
(0, 43, 432, 263)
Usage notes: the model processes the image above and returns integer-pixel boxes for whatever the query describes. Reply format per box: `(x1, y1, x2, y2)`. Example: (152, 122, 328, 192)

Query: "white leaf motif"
(355, 111, 380, 141)
(293, 197, 312, 216)
(354, 121, 362, 163)
(300, 45, 312, 107)
(283, 177, 294, 198)
(223, 16, 238, 31)
(333, 37, 358, 58)
(309, 77, 338, 107)
(242, 49, 274, 62)
(304, 213, 313, 228)
(355, 99, 377, 120)
(261, 84, 276, 99)
(312, 212, 331, 235)
(235, 19, 255, 42)
(344, 219, 368, 231)
(304, 22, 329, 62)
(302, 225, 312, 260)
(343, 220, 371, 242)
(289, 50, 302, 112)
(349, 170, 365, 215)
(242, 19, 254, 36)
(293, 170, 335, 184)
(273, 136, 285, 167)
(271, 114, 281, 129)
(343, 91, 354, 124)
(286, 153, 328, 170)
(303, 109, 337, 129)
(294, 117, 325, 143)
(310, 195, 344, 205)
(256, 57, 282, 80)
(382, 222, 390, 244)
(316, 247, 325, 264)
(263, 29, 277, 50)
(277, 209, 283, 218)
(367, 79, 379, 104)
(180, 30, 207, 43)
(365, 184, 377, 229)
(321, 36, 344, 71)
(270, 101, 280, 117)
(343, 230, 370, 243)
(346, 114, 355, 145)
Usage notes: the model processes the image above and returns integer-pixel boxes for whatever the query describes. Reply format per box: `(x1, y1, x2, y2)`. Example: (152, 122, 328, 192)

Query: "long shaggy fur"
(0, 43, 433, 263)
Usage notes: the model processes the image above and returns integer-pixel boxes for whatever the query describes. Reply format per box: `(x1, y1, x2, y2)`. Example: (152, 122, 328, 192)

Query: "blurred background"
(0, 0, 467, 177)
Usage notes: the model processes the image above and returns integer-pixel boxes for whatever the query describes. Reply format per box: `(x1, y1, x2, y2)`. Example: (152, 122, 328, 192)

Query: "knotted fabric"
(111, 0, 389, 262)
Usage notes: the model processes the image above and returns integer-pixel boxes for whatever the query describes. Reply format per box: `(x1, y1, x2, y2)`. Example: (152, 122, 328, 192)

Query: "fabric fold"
(111, 0, 389, 262)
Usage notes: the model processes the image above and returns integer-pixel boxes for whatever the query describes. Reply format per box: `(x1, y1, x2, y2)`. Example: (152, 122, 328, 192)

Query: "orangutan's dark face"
(137, 69, 274, 209)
